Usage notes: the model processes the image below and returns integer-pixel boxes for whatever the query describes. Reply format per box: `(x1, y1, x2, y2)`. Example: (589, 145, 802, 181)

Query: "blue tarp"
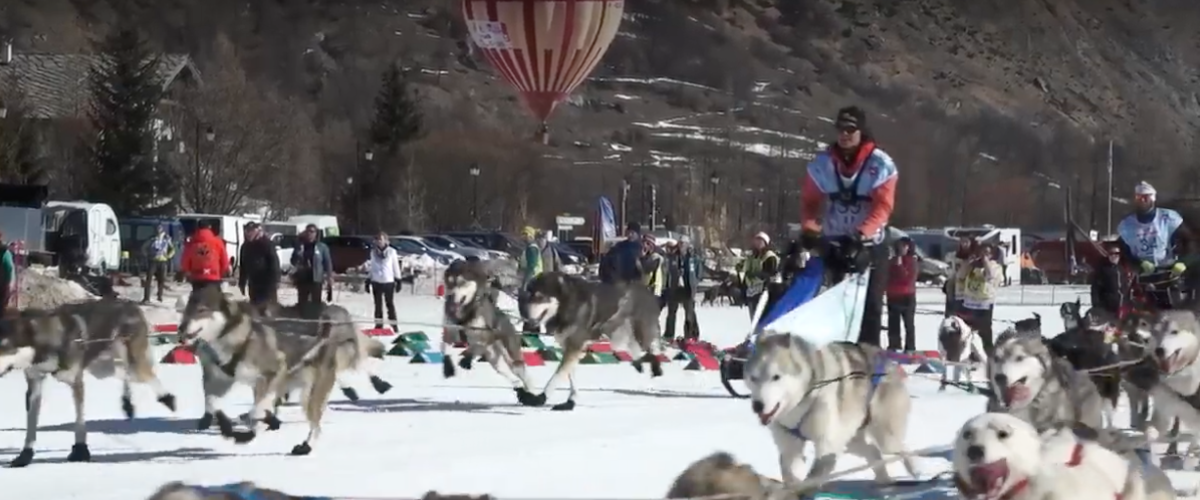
(757, 256, 870, 347)
(755, 256, 826, 330)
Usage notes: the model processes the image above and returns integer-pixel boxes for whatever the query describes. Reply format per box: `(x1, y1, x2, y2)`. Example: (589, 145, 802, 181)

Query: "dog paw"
(515, 388, 546, 407)
(551, 399, 576, 411)
(157, 394, 177, 412)
(341, 387, 360, 401)
(442, 357, 456, 378)
(8, 448, 34, 468)
(197, 412, 214, 430)
(121, 396, 135, 419)
(290, 442, 313, 456)
(369, 376, 393, 394)
(264, 411, 282, 431)
(459, 355, 474, 370)
(231, 429, 256, 444)
(66, 443, 91, 463)
(213, 411, 236, 436)
(631, 361, 644, 374)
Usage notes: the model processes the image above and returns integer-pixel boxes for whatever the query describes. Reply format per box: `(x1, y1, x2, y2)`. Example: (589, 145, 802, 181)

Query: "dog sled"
(719, 256, 870, 398)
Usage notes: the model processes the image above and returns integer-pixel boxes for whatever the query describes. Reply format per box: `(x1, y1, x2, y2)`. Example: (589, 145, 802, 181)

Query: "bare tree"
(168, 34, 298, 214)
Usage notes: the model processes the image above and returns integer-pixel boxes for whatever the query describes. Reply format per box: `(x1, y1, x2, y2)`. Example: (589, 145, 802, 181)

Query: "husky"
(259, 301, 392, 402)
(987, 330, 1106, 431)
(517, 272, 665, 411)
(1044, 321, 1123, 428)
(743, 333, 917, 491)
(665, 452, 785, 499)
(180, 287, 380, 455)
(0, 299, 177, 467)
(1014, 312, 1044, 335)
(1137, 309, 1200, 466)
(441, 260, 535, 393)
(1061, 299, 1084, 332)
(938, 315, 987, 391)
(952, 412, 1156, 500)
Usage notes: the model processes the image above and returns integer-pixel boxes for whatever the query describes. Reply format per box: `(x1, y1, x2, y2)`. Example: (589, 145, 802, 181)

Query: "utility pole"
(1106, 139, 1114, 234)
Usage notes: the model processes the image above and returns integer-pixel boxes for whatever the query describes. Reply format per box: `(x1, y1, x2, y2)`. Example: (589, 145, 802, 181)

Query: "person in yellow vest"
(520, 226, 543, 286)
(954, 240, 1003, 355)
(640, 233, 666, 308)
(742, 232, 782, 319)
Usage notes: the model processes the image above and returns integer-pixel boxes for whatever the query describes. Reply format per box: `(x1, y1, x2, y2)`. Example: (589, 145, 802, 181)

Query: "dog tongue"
(1003, 385, 1029, 406)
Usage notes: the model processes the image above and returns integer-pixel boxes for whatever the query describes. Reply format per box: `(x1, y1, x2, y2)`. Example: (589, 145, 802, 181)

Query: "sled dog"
(952, 412, 1148, 500)
(442, 260, 535, 393)
(517, 272, 664, 410)
(987, 330, 1105, 431)
(666, 452, 788, 499)
(181, 287, 377, 455)
(0, 299, 177, 467)
(1115, 311, 1155, 433)
(743, 333, 916, 491)
(259, 301, 392, 402)
(1061, 299, 1084, 332)
(1014, 312, 1043, 335)
(1044, 322, 1123, 428)
(938, 315, 987, 391)
(1138, 309, 1200, 466)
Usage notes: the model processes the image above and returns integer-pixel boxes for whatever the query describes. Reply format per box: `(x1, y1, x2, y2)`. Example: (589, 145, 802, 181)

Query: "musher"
(798, 106, 898, 347)
(1116, 181, 1195, 308)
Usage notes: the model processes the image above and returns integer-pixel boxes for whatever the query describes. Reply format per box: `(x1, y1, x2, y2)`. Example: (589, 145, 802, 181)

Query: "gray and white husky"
(518, 272, 665, 411)
(1136, 309, 1200, 467)
(743, 333, 917, 492)
(0, 299, 177, 467)
(938, 315, 987, 390)
(180, 287, 386, 455)
(442, 260, 535, 393)
(987, 330, 1106, 431)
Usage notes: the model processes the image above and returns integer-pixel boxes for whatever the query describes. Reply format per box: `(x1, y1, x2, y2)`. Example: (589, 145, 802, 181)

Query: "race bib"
(824, 202, 867, 236)
(964, 271, 985, 294)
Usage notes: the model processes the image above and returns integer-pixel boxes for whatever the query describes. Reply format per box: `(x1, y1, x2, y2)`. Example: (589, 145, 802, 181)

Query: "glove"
(1171, 262, 1187, 278)
(799, 229, 821, 250)
(1139, 261, 1155, 275)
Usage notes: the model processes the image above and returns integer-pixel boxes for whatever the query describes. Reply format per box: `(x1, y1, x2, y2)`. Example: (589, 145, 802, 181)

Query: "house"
(0, 41, 201, 119)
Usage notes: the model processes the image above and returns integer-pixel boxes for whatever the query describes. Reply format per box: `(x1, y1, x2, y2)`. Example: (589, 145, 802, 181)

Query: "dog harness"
(777, 354, 890, 441)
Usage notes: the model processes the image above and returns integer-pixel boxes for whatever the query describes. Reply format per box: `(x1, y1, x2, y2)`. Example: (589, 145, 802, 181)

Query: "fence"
(914, 283, 1090, 307)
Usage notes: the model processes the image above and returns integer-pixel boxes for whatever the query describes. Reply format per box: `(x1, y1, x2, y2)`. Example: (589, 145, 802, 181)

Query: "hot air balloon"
(461, 0, 625, 144)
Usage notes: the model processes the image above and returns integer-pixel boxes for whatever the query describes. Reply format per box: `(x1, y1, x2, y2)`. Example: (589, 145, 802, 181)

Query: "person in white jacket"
(363, 232, 404, 332)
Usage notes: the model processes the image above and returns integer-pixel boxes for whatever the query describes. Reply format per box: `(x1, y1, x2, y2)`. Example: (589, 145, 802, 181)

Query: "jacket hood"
(193, 228, 219, 242)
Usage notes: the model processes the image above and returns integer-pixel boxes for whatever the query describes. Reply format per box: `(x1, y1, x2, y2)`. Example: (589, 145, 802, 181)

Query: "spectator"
(1090, 243, 1127, 317)
(520, 226, 543, 286)
(640, 233, 665, 306)
(600, 222, 645, 284)
(885, 237, 918, 351)
(289, 224, 333, 309)
(364, 232, 403, 332)
(742, 232, 781, 320)
(181, 221, 229, 293)
(141, 224, 176, 303)
(237, 222, 281, 307)
(538, 231, 563, 275)
(664, 235, 702, 341)
(0, 231, 13, 311)
(955, 241, 1002, 355)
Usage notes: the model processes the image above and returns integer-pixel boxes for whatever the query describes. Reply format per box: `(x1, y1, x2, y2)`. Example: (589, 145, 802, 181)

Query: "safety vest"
(643, 254, 664, 295)
(743, 250, 780, 297)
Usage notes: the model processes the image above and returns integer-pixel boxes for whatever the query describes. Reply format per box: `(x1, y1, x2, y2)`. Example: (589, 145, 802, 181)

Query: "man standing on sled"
(798, 106, 899, 347)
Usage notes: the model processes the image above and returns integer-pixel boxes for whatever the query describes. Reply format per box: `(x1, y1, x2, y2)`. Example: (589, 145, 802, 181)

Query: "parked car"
(551, 241, 585, 266)
(390, 236, 459, 265)
(421, 234, 494, 260)
(564, 240, 597, 263)
(444, 231, 524, 258)
(320, 235, 374, 274)
(434, 234, 511, 260)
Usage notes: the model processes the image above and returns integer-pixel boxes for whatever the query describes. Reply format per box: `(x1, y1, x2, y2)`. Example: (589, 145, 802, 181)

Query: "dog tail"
(1033, 312, 1041, 320)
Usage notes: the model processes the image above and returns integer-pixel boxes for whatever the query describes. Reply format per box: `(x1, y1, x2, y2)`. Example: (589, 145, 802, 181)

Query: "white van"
(177, 213, 251, 272)
(287, 215, 340, 236)
(43, 201, 122, 273)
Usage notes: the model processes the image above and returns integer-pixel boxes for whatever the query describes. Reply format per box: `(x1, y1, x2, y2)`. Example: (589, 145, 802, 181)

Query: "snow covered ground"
(1, 283, 1196, 499)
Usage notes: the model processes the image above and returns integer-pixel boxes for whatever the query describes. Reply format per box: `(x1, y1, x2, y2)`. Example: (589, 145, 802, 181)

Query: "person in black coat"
(1090, 243, 1126, 316)
(237, 222, 282, 306)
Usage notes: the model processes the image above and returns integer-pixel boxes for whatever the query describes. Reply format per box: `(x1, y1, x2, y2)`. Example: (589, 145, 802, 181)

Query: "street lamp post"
(469, 163, 481, 224)
(709, 173, 720, 214)
(189, 122, 214, 211)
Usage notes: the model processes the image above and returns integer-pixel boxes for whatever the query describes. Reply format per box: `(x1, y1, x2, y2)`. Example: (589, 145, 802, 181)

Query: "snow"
(4, 284, 1199, 499)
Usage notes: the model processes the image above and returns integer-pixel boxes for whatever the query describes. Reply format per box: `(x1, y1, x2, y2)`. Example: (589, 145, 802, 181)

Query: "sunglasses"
(837, 126, 859, 135)
(1134, 194, 1154, 202)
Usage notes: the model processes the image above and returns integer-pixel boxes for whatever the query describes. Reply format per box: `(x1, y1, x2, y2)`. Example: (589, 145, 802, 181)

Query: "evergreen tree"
(368, 64, 423, 155)
(86, 26, 167, 215)
(0, 110, 44, 185)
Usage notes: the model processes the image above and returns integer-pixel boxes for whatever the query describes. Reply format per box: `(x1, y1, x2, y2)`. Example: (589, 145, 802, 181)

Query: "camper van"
(43, 201, 122, 273)
(945, 225, 1022, 285)
(177, 213, 251, 272)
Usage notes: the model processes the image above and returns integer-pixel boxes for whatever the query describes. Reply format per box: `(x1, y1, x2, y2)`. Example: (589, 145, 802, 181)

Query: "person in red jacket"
(181, 221, 229, 292)
(886, 237, 919, 351)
